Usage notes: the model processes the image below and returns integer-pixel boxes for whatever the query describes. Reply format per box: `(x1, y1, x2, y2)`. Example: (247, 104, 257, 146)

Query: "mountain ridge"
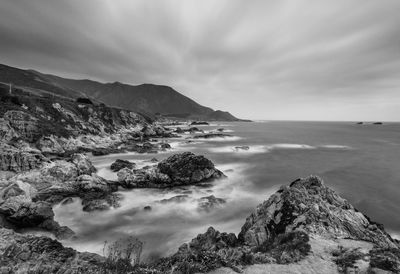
(0, 63, 245, 121)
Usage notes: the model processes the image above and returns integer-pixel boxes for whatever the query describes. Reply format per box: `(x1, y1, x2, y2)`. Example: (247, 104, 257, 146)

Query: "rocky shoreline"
(1, 92, 400, 273)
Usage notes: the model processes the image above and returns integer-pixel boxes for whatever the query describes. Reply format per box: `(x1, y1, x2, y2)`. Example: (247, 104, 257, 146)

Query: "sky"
(0, 0, 399, 121)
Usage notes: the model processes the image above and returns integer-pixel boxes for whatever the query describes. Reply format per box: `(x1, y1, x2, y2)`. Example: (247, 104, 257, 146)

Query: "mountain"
(0, 63, 244, 121)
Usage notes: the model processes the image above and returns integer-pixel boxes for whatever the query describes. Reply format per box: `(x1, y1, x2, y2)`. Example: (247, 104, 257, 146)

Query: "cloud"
(0, 0, 399, 120)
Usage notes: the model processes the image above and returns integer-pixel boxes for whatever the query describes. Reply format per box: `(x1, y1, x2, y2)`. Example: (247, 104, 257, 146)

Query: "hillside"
(0, 63, 244, 121)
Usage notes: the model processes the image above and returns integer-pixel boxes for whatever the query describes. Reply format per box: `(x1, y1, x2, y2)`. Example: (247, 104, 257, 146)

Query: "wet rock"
(144, 206, 152, 211)
(197, 195, 226, 211)
(150, 157, 158, 163)
(192, 133, 232, 139)
(369, 247, 400, 273)
(118, 152, 225, 188)
(190, 121, 209, 126)
(110, 159, 135, 172)
(159, 142, 171, 149)
(61, 197, 74, 205)
(234, 146, 250, 151)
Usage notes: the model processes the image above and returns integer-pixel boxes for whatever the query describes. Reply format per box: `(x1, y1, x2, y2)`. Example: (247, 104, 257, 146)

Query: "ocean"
(54, 121, 400, 260)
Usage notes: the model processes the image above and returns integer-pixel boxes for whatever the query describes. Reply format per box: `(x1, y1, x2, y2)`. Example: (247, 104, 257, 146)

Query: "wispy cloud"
(0, 0, 399, 120)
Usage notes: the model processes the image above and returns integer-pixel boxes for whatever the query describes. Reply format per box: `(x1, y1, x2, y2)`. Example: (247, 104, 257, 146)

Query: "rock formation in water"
(117, 152, 225, 188)
(156, 176, 400, 273)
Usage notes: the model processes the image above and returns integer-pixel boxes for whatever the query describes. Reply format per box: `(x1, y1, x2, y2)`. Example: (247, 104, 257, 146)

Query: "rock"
(157, 152, 225, 185)
(37, 135, 65, 154)
(217, 128, 225, 132)
(175, 127, 184, 133)
(0, 227, 103, 272)
(71, 153, 96, 175)
(356, 122, 363, 125)
(0, 118, 18, 142)
(150, 157, 158, 163)
(373, 122, 383, 125)
(110, 159, 135, 172)
(43, 160, 78, 181)
(144, 206, 152, 211)
(0, 143, 45, 172)
(190, 121, 209, 126)
(234, 146, 250, 151)
(3, 110, 41, 142)
(118, 152, 225, 188)
(158, 176, 400, 273)
(159, 142, 171, 149)
(192, 133, 232, 139)
(238, 176, 397, 249)
(197, 195, 226, 211)
(159, 195, 189, 204)
(61, 197, 74, 205)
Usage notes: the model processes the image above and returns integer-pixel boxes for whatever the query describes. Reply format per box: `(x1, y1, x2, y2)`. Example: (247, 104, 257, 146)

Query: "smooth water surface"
(54, 121, 400, 260)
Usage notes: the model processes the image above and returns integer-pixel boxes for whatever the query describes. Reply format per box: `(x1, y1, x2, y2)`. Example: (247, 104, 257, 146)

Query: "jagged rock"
(157, 152, 225, 184)
(238, 176, 397, 249)
(0, 143, 45, 172)
(0, 118, 18, 142)
(37, 135, 65, 154)
(159, 176, 400, 273)
(71, 153, 96, 175)
(3, 110, 41, 142)
(117, 152, 225, 188)
(110, 159, 135, 172)
(0, 228, 103, 273)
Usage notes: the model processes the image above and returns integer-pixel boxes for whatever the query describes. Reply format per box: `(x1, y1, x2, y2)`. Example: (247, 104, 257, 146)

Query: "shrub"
(102, 236, 144, 273)
(76, 97, 93, 104)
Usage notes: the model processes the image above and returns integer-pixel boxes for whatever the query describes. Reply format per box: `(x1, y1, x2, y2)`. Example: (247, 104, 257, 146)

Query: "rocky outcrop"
(0, 228, 103, 273)
(0, 154, 116, 239)
(157, 176, 400, 273)
(110, 159, 136, 172)
(238, 176, 396, 249)
(192, 133, 232, 139)
(117, 152, 225, 188)
(0, 143, 46, 172)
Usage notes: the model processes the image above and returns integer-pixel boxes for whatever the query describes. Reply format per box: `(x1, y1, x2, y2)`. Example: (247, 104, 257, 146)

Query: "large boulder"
(117, 152, 225, 188)
(110, 159, 135, 172)
(157, 152, 225, 185)
(238, 176, 397, 249)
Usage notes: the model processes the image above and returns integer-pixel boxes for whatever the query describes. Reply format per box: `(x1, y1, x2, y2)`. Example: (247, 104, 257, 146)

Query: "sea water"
(54, 121, 400, 260)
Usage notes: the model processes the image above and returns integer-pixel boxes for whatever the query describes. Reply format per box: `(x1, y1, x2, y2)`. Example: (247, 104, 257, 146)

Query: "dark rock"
(0, 228, 103, 272)
(356, 122, 363, 125)
(144, 206, 152, 211)
(369, 247, 400, 273)
(110, 159, 135, 172)
(234, 146, 250, 151)
(150, 157, 158, 163)
(190, 121, 209, 126)
(373, 122, 383, 125)
(118, 152, 225, 188)
(192, 133, 232, 139)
